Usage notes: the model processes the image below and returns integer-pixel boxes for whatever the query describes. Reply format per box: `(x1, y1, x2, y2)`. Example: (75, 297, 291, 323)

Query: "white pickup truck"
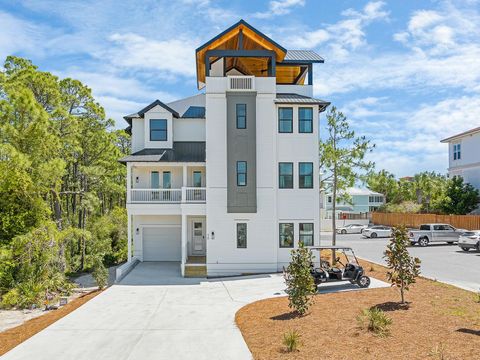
(408, 223, 466, 247)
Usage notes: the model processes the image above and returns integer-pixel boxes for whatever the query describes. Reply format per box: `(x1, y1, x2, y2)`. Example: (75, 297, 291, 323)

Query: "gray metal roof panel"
(275, 93, 330, 105)
(119, 142, 206, 163)
(284, 50, 324, 63)
(182, 106, 206, 118)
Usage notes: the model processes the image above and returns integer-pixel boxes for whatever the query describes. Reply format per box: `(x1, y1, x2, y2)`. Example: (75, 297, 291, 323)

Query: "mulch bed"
(0, 290, 101, 356)
(236, 260, 480, 360)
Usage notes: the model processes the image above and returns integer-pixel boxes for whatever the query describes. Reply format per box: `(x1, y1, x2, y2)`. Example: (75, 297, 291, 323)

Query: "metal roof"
(119, 142, 206, 163)
(284, 50, 324, 63)
(440, 126, 480, 143)
(182, 106, 206, 118)
(275, 93, 330, 111)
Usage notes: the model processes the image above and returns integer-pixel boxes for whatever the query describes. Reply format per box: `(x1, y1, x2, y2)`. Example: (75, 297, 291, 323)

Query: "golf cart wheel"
(418, 237, 429, 247)
(370, 232, 377, 238)
(461, 247, 470, 252)
(341, 229, 347, 234)
(357, 276, 371, 288)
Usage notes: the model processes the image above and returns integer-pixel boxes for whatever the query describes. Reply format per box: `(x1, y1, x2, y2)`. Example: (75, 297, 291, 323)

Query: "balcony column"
(126, 163, 132, 203)
(127, 214, 132, 263)
(182, 165, 188, 202)
(181, 214, 188, 272)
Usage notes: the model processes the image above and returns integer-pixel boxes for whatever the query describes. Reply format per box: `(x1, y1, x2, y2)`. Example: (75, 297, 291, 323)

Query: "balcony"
(130, 187, 206, 204)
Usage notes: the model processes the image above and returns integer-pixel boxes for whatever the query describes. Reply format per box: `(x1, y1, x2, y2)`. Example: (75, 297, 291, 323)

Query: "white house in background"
(119, 20, 329, 277)
(321, 186, 385, 218)
(441, 126, 480, 190)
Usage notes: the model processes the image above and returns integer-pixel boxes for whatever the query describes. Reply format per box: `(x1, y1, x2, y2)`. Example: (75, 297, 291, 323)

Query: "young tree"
(320, 107, 375, 261)
(283, 243, 317, 315)
(384, 226, 421, 304)
(439, 176, 479, 215)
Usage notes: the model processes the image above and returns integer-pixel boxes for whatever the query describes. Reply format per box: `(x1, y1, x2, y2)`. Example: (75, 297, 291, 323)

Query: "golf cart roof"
(308, 246, 354, 251)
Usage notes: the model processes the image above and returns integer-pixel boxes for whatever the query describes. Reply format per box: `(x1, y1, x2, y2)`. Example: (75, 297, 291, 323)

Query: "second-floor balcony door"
(151, 171, 160, 200)
(163, 171, 171, 201)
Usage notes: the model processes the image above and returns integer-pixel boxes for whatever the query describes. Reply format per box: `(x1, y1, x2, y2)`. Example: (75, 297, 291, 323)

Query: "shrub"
(283, 243, 317, 315)
(384, 226, 421, 304)
(1, 288, 20, 309)
(357, 307, 392, 337)
(92, 258, 109, 289)
(282, 330, 301, 352)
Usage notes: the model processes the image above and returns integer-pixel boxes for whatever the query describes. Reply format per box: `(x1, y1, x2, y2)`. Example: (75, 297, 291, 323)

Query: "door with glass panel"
(162, 171, 171, 201)
(151, 171, 159, 200)
(192, 171, 202, 200)
(192, 220, 205, 255)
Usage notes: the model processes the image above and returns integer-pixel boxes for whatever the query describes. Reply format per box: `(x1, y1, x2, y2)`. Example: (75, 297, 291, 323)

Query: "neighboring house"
(120, 20, 329, 277)
(321, 187, 385, 217)
(440, 126, 480, 190)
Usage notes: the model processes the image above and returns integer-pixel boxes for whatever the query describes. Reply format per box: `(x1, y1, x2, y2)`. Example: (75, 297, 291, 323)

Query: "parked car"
(362, 225, 392, 238)
(458, 230, 480, 252)
(336, 224, 367, 234)
(408, 223, 466, 247)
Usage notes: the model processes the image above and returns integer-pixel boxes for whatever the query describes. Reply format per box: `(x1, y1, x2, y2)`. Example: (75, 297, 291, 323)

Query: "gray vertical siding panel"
(226, 92, 257, 213)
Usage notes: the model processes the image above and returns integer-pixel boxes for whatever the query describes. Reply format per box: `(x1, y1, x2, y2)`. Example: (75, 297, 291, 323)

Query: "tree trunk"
(331, 167, 337, 265)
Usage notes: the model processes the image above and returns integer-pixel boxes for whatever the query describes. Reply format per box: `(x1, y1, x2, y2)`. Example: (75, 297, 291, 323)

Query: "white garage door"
(142, 227, 181, 261)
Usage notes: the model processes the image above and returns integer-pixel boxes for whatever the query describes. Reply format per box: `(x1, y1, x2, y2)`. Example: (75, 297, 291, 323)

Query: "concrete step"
(184, 265, 207, 278)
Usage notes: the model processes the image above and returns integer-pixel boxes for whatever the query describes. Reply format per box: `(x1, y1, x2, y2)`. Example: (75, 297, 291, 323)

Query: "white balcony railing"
(228, 76, 255, 91)
(184, 187, 206, 203)
(129, 188, 206, 204)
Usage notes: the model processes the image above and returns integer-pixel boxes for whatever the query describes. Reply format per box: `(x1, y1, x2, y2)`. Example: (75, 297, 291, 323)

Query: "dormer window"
(150, 119, 167, 141)
(453, 143, 461, 160)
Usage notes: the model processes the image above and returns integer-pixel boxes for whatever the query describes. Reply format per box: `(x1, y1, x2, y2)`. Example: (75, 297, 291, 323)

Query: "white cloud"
(103, 33, 197, 79)
(340, 95, 480, 177)
(286, 1, 388, 56)
(253, 0, 305, 19)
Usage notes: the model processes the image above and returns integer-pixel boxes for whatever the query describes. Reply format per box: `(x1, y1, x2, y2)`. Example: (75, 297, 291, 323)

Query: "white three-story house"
(120, 20, 329, 277)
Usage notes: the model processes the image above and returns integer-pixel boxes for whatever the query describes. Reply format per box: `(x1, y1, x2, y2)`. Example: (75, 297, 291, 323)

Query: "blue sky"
(1, 0, 479, 177)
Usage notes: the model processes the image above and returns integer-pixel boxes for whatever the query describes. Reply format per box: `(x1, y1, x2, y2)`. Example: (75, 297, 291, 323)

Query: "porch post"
(126, 163, 132, 204)
(183, 165, 187, 187)
(181, 214, 188, 267)
(127, 214, 132, 263)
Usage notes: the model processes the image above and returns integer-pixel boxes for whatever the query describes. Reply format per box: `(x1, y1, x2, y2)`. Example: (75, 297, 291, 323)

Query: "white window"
(453, 143, 461, 160)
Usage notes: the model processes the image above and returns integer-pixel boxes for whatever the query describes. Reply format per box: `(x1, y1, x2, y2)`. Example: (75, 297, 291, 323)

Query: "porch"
(126, 162, 206, 204)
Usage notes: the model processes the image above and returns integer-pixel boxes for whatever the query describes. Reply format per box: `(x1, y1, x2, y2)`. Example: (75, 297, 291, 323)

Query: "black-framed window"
(299, 162, 313, 189)
(237, 223, 247, 248)
(236, 104, 246, 129)
(279, 223, 294, 248)
(299, 107, 313, 133)
(237, 161, 247, 186)
(278, 107, 293, 133)
(150, 119, 167, 141)
(279, 162, 293, 189)
(299, 223, 314, 246)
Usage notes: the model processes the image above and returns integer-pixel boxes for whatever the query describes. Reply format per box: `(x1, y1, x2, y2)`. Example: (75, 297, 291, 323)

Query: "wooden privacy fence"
(372, 212, 480, 230)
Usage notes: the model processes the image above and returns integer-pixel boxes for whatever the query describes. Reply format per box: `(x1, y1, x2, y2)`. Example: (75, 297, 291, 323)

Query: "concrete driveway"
(2, 262, 388, 360)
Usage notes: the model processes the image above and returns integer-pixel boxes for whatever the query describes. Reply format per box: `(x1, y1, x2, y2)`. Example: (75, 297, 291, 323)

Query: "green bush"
(282, 330, 301, 352)
(357, 307, 392, 337)
(92, 258, 109, 289)
(1, 288, 20, 309)
(284, 243, 317, 315)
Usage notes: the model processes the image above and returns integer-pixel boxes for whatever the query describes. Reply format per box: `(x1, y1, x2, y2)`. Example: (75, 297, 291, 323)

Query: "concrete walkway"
(2, 262, 388, 360)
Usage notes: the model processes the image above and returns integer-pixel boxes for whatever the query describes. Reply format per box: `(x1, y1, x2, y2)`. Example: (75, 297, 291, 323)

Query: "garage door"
(142, 227, 181, 261)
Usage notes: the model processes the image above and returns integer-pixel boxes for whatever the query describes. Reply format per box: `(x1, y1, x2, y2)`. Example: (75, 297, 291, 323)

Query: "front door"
(192, 220, 205, 255)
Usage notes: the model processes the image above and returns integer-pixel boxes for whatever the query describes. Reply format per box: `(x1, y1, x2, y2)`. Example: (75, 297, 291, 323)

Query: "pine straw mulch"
(235, 260, 480, 360)
(0, 290, 102, 356)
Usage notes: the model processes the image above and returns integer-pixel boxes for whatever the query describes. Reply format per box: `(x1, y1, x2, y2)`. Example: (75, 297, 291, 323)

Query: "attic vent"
(228, 76, 255, 91)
